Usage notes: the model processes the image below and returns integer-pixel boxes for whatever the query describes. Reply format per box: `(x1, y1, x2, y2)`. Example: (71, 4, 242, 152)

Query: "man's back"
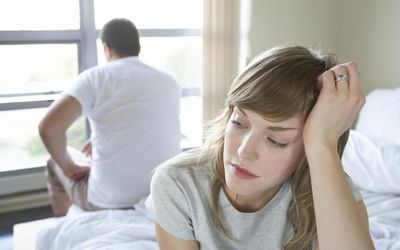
(67, 56, 181, 208)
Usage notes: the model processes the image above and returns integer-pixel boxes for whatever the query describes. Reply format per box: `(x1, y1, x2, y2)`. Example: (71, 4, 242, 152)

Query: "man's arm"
(155, 223, 199, 250)
(39, 95, 89, 181)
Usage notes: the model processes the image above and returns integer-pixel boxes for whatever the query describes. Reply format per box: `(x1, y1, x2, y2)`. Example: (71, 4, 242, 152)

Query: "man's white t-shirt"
(67, 56, 181, 208)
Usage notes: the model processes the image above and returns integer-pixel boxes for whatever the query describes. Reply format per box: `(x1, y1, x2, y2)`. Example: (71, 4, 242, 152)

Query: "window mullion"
(139, 29, 202, 37)
(0, 30, 80, 44)
(79, 0, 98, 72)
(78, 0, 98, 138)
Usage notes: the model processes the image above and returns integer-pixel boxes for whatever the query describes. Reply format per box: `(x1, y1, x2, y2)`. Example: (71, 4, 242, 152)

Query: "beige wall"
(337, 0, 400, 93)
(248, 0, 338, 58)
(248, 0, 400, 94)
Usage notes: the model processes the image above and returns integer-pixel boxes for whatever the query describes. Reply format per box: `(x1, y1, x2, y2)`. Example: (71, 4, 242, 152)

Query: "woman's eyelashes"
(230, 119, 245, 129)
(230, 118, 289, 149)
(267, 137, 288, 149)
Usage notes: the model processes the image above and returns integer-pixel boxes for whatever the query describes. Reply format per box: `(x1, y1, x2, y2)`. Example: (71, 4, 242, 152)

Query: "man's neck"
(107, 55, 133, 62)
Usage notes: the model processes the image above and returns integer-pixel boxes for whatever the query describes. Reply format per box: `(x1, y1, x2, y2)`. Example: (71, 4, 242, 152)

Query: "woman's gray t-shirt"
(145, 160, 361, 250)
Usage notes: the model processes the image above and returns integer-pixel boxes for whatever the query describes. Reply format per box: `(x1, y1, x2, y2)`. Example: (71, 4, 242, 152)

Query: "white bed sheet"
(361, 191, 400, 249)
(343, 129, 400, 249)
(343, 130, 400, 194)
(36, 198, 158, 250)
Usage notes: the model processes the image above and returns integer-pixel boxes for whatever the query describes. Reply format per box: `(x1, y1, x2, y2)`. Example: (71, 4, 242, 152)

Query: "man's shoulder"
(79, 63, 108, 78)
(114, 57, 177, 80)
(142, 64, 177, 82)
(131, 59, 177, 81)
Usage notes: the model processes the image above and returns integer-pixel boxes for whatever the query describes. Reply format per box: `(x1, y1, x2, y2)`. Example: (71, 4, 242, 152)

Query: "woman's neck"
(223, 184, 282, 213)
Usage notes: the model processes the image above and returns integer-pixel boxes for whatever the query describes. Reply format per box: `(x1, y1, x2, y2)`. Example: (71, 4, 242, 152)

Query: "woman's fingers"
(319, 70, 336, 94)
(310, 62, 365, 140)
(331, 65, 349, 95)
(319, 63, 364, 103)
(344, 62, 364, 99)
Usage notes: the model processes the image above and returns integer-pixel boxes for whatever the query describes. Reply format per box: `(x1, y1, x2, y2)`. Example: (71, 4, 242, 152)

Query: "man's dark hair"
(101, 18, 140, 57)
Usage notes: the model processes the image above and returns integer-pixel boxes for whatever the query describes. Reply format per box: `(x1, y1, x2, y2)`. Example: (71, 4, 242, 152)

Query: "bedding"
(361, 190, 400, 249)
(342, 87, 400, 249)
(343, 130, 400, 194)
(36, 198, 157, 250)
(343, 132, 400, 249)
(355, 87, 400, 144)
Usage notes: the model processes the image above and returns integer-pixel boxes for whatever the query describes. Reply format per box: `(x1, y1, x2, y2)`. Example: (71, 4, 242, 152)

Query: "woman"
(145, 45, 374, 250)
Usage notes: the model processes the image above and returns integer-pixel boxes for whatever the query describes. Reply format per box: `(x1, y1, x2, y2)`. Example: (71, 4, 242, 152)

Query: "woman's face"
(223, 106, 305, 210)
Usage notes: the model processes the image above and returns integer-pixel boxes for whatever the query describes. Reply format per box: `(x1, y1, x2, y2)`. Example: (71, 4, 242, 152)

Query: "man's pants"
(45, 149, 101, 216)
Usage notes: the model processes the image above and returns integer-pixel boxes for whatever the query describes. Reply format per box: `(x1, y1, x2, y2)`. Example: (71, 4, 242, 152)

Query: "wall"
(248, 0, 400, 94)
(248, 0, 338, 59)
(337, 0, 400, 93)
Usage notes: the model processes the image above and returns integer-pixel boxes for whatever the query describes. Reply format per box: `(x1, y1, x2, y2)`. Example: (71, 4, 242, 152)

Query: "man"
(39, 18, 181, 216)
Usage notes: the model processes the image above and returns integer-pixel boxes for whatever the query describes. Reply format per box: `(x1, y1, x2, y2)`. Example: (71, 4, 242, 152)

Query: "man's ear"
(103, 43, 112, 59)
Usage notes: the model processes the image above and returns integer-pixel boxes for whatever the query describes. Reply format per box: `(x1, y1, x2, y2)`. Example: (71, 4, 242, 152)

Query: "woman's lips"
(231, 163, 259, 179)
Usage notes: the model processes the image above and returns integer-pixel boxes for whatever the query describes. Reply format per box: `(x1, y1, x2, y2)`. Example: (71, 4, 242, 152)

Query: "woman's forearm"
(305, 143, 374, 250)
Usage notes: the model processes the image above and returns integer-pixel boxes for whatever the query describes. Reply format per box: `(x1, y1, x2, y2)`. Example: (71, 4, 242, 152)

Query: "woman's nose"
(237, 132, 259, 161)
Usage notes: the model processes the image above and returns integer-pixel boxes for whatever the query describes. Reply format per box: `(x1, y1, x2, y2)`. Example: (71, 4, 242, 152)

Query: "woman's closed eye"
(267, 137, 288, 149)
(231, 119, 246, 129)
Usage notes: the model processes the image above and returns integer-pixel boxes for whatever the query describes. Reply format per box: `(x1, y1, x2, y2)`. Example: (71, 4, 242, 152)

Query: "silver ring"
(335, 74, 349, 82)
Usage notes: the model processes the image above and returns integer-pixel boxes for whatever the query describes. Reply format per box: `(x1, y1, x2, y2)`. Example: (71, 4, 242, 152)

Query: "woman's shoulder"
(153, 148, 212, 184)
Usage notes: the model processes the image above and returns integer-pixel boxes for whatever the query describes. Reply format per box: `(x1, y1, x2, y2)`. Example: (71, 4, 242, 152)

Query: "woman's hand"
(303, 62, 365, 148)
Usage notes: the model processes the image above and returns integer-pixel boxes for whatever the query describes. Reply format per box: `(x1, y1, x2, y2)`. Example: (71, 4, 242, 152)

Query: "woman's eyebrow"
(236, 107, 248, 117)
(265, 126, 299, 132)
(236, 107, 300, 131)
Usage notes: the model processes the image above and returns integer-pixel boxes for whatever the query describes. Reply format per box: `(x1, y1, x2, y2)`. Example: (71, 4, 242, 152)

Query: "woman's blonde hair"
(199, 45, 350, 249)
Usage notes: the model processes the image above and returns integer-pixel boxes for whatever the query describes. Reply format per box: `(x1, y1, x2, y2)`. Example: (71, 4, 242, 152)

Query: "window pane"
(0, 44, 78, 96)
(0, 108, 86, 172)
(96, 36, 203, 147)
(94, 0, 202, 29)
(0, 0, 79, 30)
(140, 37, 202, 89)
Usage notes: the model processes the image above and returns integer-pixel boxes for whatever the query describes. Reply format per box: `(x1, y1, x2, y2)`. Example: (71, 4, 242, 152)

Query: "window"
(0, 44, 78, 95)
(94, 0, 202, 29)
(0, 109, 85, 172)
(0, 0, 203, 177)
(0, 44, 83, 173)
(0, 0, 79, 30)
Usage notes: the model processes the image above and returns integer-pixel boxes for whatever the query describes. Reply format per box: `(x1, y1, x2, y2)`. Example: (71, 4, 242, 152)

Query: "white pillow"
(343, 130, 400, 194)
(355, 88, 400, 145)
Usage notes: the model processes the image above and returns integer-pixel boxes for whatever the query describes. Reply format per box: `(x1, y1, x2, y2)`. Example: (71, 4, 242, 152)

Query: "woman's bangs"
(229, 74, 314, 121)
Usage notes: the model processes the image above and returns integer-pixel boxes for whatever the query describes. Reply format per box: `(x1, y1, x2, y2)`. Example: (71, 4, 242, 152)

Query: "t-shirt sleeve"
(145, 166, 195, 240)
(346, 174, 362, 201)
(65, 69, 96, 116)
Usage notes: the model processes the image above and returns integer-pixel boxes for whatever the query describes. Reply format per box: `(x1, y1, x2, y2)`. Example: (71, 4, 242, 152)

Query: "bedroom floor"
(0, 206, 53, 250)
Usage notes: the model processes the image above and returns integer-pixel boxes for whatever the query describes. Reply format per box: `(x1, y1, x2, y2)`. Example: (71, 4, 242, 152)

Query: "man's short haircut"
(101, 18, 140, 57)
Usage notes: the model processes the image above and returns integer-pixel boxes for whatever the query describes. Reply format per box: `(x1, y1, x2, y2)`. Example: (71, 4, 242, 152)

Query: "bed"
(36, 88, 400, 249)
(36, 198, 158, 250)
(342, 87, 400, 249)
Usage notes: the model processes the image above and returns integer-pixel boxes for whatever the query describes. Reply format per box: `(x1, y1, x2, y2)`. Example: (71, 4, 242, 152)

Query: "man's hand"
(82, 140, 92, 157)
(64, 164, 91, 182)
